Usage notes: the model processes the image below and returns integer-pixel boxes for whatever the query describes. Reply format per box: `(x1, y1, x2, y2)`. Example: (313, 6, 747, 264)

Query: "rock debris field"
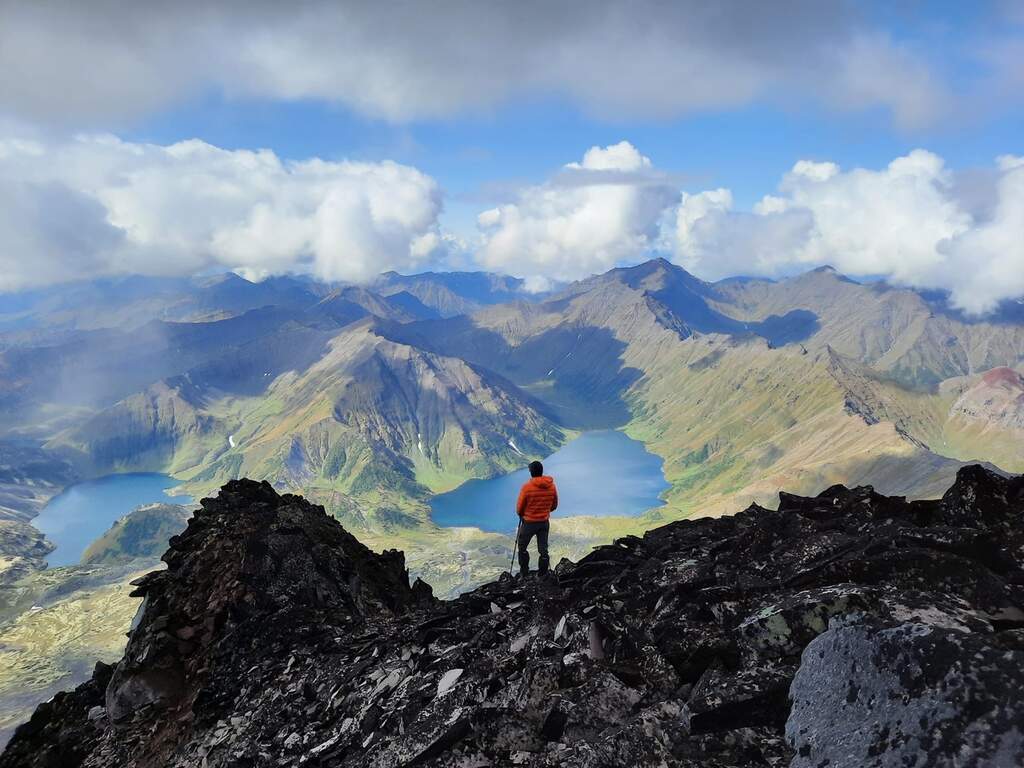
(3, 466, 1024, 767)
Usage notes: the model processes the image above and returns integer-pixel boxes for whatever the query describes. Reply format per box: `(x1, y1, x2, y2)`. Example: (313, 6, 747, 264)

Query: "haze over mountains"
(1, 258, 1024, 741)
(3, 259, 1024, 541)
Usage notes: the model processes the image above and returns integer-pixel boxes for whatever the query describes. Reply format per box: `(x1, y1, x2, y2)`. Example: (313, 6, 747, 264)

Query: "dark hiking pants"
(518, 519, 550, 575)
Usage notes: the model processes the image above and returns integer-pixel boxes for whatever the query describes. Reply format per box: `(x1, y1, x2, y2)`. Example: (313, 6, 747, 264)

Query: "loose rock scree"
(3, 466, 1023, 767)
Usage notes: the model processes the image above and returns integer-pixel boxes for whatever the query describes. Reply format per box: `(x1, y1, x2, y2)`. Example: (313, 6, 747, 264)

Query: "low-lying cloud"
(674, 150, 1024, 314)
(474, 141, 1024, 314)
(476, 142, 679, 285)
(2, 132, 1021, 316)
(0, 134, 444, 290)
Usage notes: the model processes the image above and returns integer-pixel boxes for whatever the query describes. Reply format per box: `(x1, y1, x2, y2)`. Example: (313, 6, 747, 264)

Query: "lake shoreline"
(32, 473, 191, 567)
(429, 430, 669, 534)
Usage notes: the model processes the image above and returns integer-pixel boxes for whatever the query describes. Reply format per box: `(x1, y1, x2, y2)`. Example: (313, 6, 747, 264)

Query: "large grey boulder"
(787, 621, 1024, 767)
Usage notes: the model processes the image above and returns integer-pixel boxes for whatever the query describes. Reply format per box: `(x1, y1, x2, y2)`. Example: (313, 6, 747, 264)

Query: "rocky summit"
(3, 468, 1024, 768)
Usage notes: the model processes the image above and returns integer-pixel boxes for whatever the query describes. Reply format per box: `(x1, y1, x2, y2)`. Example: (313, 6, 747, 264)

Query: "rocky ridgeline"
(3, 468, 1024, 767)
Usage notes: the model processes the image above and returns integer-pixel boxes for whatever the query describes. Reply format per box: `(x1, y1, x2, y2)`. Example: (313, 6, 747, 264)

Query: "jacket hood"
(528, 476, 554, 489)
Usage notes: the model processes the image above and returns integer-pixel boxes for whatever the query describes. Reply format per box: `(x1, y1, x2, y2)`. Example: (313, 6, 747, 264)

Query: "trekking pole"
(509, 518, 522, 575)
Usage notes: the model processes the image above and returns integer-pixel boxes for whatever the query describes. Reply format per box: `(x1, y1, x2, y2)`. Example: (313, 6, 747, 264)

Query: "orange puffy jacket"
(516, 476, 558, 523)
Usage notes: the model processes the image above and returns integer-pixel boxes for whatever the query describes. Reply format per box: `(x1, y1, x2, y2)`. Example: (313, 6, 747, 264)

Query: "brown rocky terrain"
(951, 366, 1024, 431)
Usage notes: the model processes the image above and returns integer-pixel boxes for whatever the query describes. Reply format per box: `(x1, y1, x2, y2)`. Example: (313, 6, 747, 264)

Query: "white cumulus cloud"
(0, 133, 444, 290)
(672, 150, 1024, 314)
(935, 156, 1024, 314)
(476, 141, 679, 282)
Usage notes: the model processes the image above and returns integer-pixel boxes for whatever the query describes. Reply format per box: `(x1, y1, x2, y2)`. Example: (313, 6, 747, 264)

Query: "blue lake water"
(430, 430, 669, 533)
(33, 473, 191, 567)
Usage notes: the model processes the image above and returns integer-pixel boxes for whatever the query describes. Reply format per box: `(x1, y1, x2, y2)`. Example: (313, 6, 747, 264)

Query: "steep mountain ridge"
(314, 286, 436, 325)
(826, 352, 1024, 473)
(712, 268, 1024, 390)
(382, 262, 1008, 518)
(54, 378, 217, 475)
(384, 272, 699, 427)
(9, 260, 1024, 505)
(150, 322, 565, 527)
(4, 467, 1023, 767)
(565, 257, 743, 337)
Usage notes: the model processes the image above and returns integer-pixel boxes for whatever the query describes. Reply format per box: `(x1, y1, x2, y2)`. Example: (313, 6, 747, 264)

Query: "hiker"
(515, 460, 557, 576)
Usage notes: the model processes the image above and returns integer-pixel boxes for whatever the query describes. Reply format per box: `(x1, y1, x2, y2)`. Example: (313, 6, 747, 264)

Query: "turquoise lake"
(33, 473, 191, 567)
(430, 430, 669, 533)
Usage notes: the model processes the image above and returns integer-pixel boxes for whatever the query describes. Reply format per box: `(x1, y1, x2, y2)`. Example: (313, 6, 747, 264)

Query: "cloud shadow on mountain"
(749, 309, 820, 346)
(378, 317, 642, 430)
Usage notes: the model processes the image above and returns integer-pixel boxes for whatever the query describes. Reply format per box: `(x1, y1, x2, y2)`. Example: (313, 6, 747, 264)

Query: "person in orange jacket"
(515, 460, 558, 576)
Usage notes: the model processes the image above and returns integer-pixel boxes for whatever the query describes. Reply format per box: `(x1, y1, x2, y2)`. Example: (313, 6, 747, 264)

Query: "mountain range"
(1, 258, 1023, 742)
(3, 259, 1024, 574)
(2, 262, 1024, 569)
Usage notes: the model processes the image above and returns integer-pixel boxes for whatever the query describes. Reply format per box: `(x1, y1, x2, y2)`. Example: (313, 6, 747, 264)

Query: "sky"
(0, 1, 1022, 313)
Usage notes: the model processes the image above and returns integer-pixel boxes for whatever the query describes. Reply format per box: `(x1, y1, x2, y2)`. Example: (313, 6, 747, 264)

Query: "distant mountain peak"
(633, 255, 675, 270)
(594, 257, 705, 292)
(802, 264, 860, 284)
(372, 270, 538, 318)
(623, 256, 687, 275)
(192, 271, 251, 289)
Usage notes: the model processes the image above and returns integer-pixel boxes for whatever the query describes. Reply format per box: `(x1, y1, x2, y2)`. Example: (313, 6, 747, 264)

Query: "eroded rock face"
(2, 467, 1023, 768)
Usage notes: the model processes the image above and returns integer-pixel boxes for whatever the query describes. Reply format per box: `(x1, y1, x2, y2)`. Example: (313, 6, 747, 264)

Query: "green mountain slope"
(47, 320, 564, 534)
(381, 259, 1024, 520)
(712, 267, 1024, 390)
(81, 503, 191, 565)
(4, 260, 1024, 595)
(180, 323, 565, 515)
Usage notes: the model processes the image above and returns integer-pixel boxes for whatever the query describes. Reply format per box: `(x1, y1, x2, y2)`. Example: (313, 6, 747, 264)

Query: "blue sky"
(125, 91, 1024, 237)
(0, 1, 1021, 310)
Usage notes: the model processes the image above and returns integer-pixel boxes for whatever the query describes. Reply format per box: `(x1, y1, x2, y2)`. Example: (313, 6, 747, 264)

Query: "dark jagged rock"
(0, 662, 113, 768)
(3, 468, 1024, 767)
